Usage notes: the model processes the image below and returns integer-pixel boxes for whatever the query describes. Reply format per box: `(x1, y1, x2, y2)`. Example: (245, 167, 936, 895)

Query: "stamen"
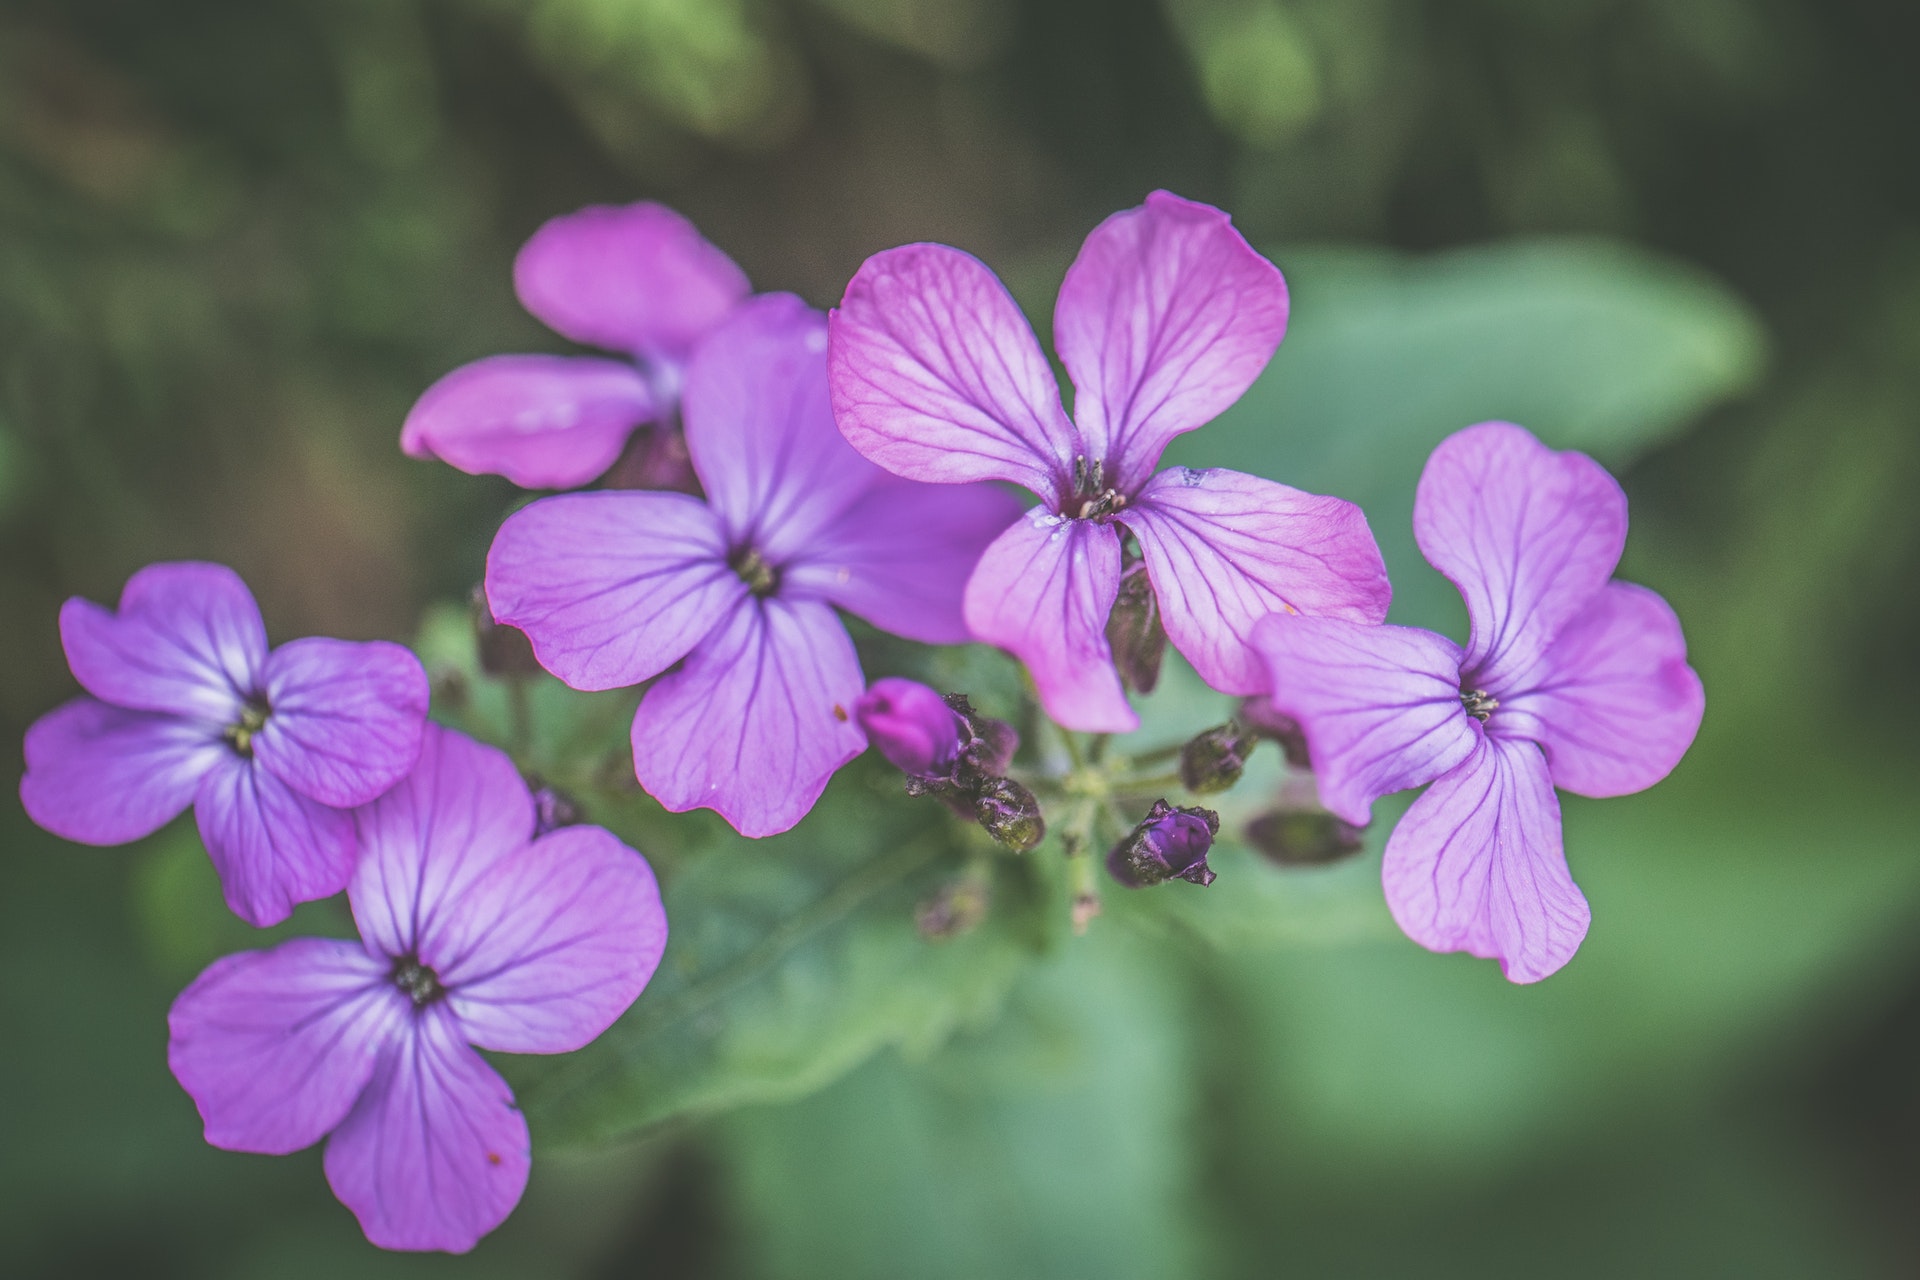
(223, 698, 271, 756)
(1461, 688, 1498, 722)
(391, 956, 446, 1006)
(728, 546, 780, 596)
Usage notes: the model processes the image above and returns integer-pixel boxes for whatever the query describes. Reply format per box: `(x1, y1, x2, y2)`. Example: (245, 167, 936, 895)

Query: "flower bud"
(470, 585, 541, 678)
(1107, 799, 1219, 888)
(600, 423, 700, 494)
(856, 678, 963, 778)
(1245, 809, 1364, 866)
(1179, 722, 1257, 794)
(945, 692, 1018, 777)
(972, 776, 1045, 852)
(1240, 695, 1311, 770)
(530, 783, 584, 838)
(1105, 559, 1167, 694)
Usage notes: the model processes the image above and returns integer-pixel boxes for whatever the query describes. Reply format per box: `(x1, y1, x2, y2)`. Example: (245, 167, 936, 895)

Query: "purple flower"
(485, 294, 1022, 837)
(854, 677, 963, 777)
(167, 725, 668, 1254)
(828, 190, 1391, 733)
(402, 202, 750, 490)
(1253, 423, 1705, 982)
(19, 562, 428, 927)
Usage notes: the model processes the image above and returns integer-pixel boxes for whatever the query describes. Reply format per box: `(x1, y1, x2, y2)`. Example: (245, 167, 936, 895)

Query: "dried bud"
(916, 876, 990, 939)
(1240, 695, 1312, 770)
(530, 784, 584, 838)
(856, 678, 963, 778)
(1245, 809, 1364, 867)
(1105, 559, 1167, 694)
(972, 776, 1045, 852)
(1107, 799, 1219, 888)
(1179, 722, 1257, 794)
(470, 585, 541, 678)
(944, 692, 1018, 777)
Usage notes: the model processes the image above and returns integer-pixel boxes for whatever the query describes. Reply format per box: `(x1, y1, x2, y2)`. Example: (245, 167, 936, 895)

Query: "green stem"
(1112, 769, 1184, 794)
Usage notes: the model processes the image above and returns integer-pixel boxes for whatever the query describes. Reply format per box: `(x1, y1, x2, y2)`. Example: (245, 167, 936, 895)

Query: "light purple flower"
(19, 562, 428, 927)
(1252, 423, 1705, 982)
(167, 724, 668, 1254)
(828, 190, 1391, 733)
(402, 202, 751, 490)
(485, 293, 1021, 837)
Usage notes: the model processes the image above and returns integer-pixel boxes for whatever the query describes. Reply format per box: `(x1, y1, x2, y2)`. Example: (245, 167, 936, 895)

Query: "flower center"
(222, 697, 271, 756)
(391, 956, 446, 1007)
(1069, 454, 1128, 520)
(728, 546, 780, 596)
(1461, 688, 1499, 722)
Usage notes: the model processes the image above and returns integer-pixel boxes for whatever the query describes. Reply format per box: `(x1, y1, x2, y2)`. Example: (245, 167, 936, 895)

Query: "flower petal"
(1053, 191, 1289, 490)
(830, 242, 1080, 496)
(1127, 466, 1390, 697)
(485, 490, 744, 692)
(513, 201, 749, 362)
(783, 474, 1023, 644)
(60, 561, 264, 721)
(631, 597, 866, 838)
(350, 724, 535, 963)
(1382, 734, 1589, 984)
(1413, 422, 1626, 690)
(439, 824, 667, 1054)
(253, 638, 429, 809)
(323, 1005, 531, 1254)
(20, 697, 222, 845)
(1495, 581, 1705, 798)
(167, 938, 398, 1154)
(963, 509, 1134, 733)
(194, 756, 358, 927)
(400, 354, 656, 490)
(1250, 614, 1477, 827)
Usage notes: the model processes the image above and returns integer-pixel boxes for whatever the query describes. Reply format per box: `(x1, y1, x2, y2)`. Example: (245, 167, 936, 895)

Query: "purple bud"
(1105, 557, 1167, 694)
(1240, 695, 1311, 770)
(1106, 799, 1220, 888)
(944, 692, 1018, 777)
(972, 776, 1045, 852)
(856, 678, 963, 778)
(1244, 809, 1364, 867)
(1179, 721, 1257, 794)
(531, 783, 584, 838)
(599, 422, 701, 494)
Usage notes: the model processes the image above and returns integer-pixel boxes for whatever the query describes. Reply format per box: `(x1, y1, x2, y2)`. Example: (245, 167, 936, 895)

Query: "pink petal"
(1495, 581, 1705, 798)
(1053, 191, 1289, 491)
(20, 696, 222, 845)
(350, 725, 535, 963)
(1382, 734, 1589, 984)
(323, 1005, 531, 1254)
(512, 201, 749, 362)
(783, 474, 1023, 645)
(1126, 466, 1390, 697)
(167, 938, 399, 1154)
(631, 597, 867, 837)
(400, 354, 656, 490)
(1413, 422, 1626, 691)
(254, 638, 428, 809)
(963, 509, 1134, 733)
(439, 825, 667, 1054)
(1250, 614, 1478, 827)
(60, 561, 264, 722)
(829, 242, 1080, 497)
(485, 490, 744, 692)
(194, 756, 358, 928)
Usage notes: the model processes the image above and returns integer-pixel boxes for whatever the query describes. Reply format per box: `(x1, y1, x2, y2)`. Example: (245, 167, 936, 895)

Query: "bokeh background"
(4, 1, 1920, 1276)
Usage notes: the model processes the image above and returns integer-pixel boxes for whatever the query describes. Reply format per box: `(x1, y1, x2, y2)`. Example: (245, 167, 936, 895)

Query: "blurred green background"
(4, 0, 1920, 1276)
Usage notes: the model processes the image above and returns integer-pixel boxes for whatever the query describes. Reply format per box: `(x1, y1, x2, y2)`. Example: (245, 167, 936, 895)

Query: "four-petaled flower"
(486, 293, 1022, 836)
(20, 562, 428, 926)
(1252, 422, 1705, 982)
(403, 202, 750, 490)
(167, 725, 668, 1253)
(828, 190, 1391, 732)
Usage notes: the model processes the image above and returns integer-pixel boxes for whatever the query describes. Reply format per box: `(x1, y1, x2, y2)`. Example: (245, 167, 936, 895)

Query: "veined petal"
(513, 201, 749, 362)
(21, 697, 222, 845)
(1054, 192, 1289, 490)
(195, 757, 357, 928)
(964, 510, 1134, 733)
(323, 1004, 530, 1254)
(830, 243, 1080, 496)
(485, 490, 744, 692)
(783, 474, 1023, 644)
(1496, 581, 1705, 798)
(167, 938, 398, 1155)
(400, 354, 656, 491)
(1128, 467, 1390, 698)
(440, 825, 667, 1054)
(60, 561, 264, 721)
(1414, 422, 1626, 691)
(350, 725, 535, 963)
(1382, 735, 1589, 984)
(631, 596, 867, 838)
(1251, 614, 1477, 827)
(254, 638, 428, 809)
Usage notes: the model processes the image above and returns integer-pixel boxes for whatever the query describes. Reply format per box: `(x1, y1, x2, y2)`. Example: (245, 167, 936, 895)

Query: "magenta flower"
(828, 190, 1391, 733)
(19, 562, 428, 927)
(1253, 423, 1705, 982)
(402, 202, 750, 490)
(168, 725, 668, 1253)
(485, 293, 1021, 837)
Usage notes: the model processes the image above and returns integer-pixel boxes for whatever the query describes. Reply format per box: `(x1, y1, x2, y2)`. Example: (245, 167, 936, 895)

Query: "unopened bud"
(856, 678, 963, 778)
(599, 422, 700, 494)
(1107, 799, 1219, 888)
(916, 875, 990, 939)
(972, 776, 1045, 852)
(1240, 696, 1311, 770)
(946, 693, 1018, 777)
(1245, 809, 1364, 866)
(1179, 721, 1257, 794)
(1105, 559, 1167, 694)
(471, 585, 541, 678)
(530, 784, 584, 838)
